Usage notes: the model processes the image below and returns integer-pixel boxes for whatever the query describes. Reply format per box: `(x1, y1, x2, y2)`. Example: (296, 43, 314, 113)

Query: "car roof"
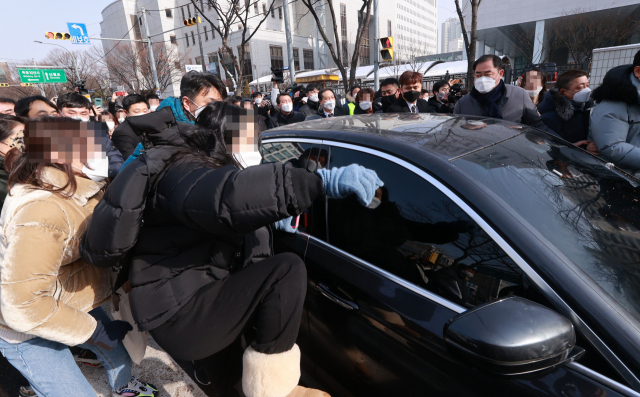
(263, 113, 537, 161)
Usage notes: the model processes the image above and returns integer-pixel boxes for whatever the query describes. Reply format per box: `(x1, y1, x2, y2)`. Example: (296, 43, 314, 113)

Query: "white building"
(440, 17, 462, 54)
(100, 0, 437, 96)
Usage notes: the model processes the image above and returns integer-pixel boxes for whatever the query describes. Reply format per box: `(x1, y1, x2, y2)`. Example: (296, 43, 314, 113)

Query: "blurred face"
(0, 122, 25, 156)
(28, 100, 58, 119)
(126, 102, 150, 117)
(115, 109, 127, 121)
(524, 71, 543, 91)
(474, 60, 504, 88)
(225, 110, 257, 154)
(381, 84, 399, 98)
(148, 98, 160, 108)
(0, 102, 15, 116)
(561, 76, 590, 100)
(26, 120, 106, 171)
(243, 101, 254, 110)
(60, 106, 91, 120)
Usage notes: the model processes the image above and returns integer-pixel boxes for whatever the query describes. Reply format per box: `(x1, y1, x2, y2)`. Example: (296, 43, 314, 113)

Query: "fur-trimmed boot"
(242, 344, 330, 397)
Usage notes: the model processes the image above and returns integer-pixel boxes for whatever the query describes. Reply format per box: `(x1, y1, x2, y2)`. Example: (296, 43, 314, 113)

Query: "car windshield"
(452, 129, 640, 323)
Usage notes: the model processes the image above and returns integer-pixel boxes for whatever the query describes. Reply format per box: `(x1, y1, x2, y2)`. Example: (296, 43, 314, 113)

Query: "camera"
(447, 83, 464, 105)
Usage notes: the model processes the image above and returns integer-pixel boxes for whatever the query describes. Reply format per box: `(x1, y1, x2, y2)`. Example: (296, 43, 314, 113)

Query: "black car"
(261, 113, 640, 397)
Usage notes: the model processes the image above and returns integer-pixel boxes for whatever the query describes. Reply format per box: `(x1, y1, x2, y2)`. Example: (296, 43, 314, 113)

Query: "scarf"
(157, 97, 194, 124)
(471, 80, 504, 119)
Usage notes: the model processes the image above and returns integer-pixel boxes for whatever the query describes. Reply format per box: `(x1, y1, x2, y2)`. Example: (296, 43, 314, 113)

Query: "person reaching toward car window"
(80, 102, 383, 397)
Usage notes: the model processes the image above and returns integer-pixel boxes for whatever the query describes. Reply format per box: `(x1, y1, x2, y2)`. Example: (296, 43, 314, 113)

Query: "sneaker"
(73, 348, 102, 367)
(18, 386, 36, 397)
(193, 362, 211, 386)
(114, 376, 158, 397)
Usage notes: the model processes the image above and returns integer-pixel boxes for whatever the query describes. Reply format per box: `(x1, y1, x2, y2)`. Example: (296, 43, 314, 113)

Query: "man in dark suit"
(385, 71, 433, 114)
(317, 88, 349, 118)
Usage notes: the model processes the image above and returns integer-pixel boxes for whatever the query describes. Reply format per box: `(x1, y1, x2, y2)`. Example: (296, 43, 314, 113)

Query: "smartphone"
(116, 91, 126, 97)
(94, 98, 103, 107)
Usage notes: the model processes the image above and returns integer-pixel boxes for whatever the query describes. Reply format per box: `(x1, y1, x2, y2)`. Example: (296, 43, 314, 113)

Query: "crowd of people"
(0, 47, 639, 397)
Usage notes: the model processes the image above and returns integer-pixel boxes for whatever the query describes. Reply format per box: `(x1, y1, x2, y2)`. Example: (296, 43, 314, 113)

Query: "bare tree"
(552, 8, 639, 66)
(508, 26, 560, 66)
(39, 48, 111, 98)
(0, 62, 41, 100)
(454, 0, 481, 88)
(192, 0, 275, 92)
(96, 42, 186, 94)
(299, 0, 373, 92)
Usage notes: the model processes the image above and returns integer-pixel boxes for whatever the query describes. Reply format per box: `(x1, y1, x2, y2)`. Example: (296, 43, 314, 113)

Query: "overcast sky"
(0, 0, 460, 63)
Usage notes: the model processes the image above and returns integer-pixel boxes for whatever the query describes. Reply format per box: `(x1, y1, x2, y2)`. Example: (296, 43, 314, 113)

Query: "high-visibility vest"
(347, 102, 355, 115)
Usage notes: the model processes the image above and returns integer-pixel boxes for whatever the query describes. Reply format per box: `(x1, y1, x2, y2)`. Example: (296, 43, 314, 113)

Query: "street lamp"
(33, 40, 81, 81)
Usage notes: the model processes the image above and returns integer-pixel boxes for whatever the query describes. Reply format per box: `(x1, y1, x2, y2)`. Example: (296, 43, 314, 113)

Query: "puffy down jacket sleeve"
(1, 201, 97, 345)
(156, 161, 323, 236)
(590, 101, 640, 169)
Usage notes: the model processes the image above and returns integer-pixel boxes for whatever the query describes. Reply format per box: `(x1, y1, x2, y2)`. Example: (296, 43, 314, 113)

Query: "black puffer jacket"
(427, 96, 453, 114)
(538, 88, 594, 143)
(80, 108, 323, 331)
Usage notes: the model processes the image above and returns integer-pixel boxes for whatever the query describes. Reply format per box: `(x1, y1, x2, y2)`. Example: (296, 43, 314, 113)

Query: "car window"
(326, 146, 523, 309)
(262, 141, 329, 240)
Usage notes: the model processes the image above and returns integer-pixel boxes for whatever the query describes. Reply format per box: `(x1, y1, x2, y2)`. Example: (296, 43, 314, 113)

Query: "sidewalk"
(80, 336, 207, 397)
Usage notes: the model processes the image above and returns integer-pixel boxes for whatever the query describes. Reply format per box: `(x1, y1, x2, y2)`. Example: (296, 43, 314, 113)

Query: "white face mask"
(149, 105, 158, 112)
(309, 94, 319, 103)
(118, 117, 126, 123)
(299, 157, 324, 172)
(359, 101, 372, 110)
(281, 103, 293, 113)
(254, 98, 262, 104)
(71, 116, 90, 122)
(474, 76, 497, 94)
(301, 97, 308, 103)
(367, 197, 381, 209)
(106, 121, 115, 130)
(82, 157, 109, 182)
(571, 87, 592, 103)
(527, 86, 543, 97)
(323, 99, 336, 111)
(233, 151, 262, 168)
(187, 97, 206, 119)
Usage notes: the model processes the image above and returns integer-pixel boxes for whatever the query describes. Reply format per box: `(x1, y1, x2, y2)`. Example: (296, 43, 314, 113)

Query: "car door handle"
(317, 282, 359, 311)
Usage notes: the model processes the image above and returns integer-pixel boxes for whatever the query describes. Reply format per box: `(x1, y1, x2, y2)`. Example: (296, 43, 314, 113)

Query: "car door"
(304, 143, 635, 397)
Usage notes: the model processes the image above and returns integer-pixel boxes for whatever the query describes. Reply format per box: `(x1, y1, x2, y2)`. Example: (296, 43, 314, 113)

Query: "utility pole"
(141, 7, 161, 97)
(282, 0, 296, 84)
(32, 58, 46, 96)
(373, 0, 379, 90)
(195, 2, 206, 71)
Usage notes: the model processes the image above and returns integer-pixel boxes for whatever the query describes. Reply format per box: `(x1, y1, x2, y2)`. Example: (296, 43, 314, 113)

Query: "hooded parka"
(80, 108, 323, 332)
(538, 88, 595, 143)
(588, 64, 640, 170)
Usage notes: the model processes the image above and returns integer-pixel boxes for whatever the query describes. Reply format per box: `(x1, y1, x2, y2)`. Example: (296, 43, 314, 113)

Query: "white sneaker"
(113, 376, 158, 396)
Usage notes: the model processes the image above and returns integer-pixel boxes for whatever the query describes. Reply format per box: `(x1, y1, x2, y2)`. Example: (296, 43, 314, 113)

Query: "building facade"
(440, 17, 462, 54)
(100, 0, 437, 96)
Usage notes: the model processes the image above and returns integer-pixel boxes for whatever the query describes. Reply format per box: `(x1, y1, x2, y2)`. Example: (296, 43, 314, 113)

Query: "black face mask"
(381, 94, 397, 108)
(402, 90, 421, 103)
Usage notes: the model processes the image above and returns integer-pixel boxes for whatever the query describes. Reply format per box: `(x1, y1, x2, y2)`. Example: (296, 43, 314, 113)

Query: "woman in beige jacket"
(0, 117, 155, 396)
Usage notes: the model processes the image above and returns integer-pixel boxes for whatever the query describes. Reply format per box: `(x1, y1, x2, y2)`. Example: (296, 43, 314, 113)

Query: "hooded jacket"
(80, 109, 323, 331)
(0, 168, 111, 345)
(538, 88, 594, 143)
(589, 65, 640, 170)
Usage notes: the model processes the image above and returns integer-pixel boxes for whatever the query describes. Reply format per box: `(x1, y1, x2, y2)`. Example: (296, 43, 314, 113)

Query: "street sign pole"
(282, 0, 296, 85)
(195, 2, 206, 72)
(373, 0, 379, 91)
(141, 7, 161, 97)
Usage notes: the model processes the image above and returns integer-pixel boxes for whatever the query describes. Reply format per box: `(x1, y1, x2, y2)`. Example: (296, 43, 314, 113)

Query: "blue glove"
(317, 164, 384, 206)
(273, 216, 298, 233)
(86, 319, 132, 351)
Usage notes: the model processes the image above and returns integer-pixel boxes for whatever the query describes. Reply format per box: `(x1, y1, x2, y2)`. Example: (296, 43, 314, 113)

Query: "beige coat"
(0, 167, 112, 346)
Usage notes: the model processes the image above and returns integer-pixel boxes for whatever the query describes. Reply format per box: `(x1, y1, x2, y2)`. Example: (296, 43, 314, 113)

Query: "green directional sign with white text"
(17, 69, 68, 84)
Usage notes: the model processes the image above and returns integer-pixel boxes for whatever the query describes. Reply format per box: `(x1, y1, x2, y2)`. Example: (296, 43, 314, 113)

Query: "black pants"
(151, 252, 306, 362)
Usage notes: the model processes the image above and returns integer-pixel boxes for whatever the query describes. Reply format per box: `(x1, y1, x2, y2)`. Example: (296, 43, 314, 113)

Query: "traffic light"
(45, 32, 71, 40)
(0, 83, 8, 87)
(184, 17, 202, 26)
(20, 83, 33, 87)
(380, 37, 393, 61)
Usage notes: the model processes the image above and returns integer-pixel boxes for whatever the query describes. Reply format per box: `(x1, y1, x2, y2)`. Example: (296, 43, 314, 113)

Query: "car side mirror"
(444, 296, 584, 375)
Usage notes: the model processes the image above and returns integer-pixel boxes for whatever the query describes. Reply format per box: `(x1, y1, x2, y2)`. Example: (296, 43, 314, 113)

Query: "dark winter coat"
(353, 105, 375, 115)
(267, 110, 306, 128)
(384, 98, 432, 113)
(80, 108, 323, 331)
(427, 96, 453, 114)
(105, 136, 124, 180)
(299, 101, 320, 117)
(317, 103, 349, 118)
(538, 88, 594, 143)
(111, 119, 142, 160)
(588, 65, 640, 170)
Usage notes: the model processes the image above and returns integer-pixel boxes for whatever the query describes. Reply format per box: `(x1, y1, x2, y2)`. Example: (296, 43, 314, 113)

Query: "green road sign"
(17, 69, 68, 84)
